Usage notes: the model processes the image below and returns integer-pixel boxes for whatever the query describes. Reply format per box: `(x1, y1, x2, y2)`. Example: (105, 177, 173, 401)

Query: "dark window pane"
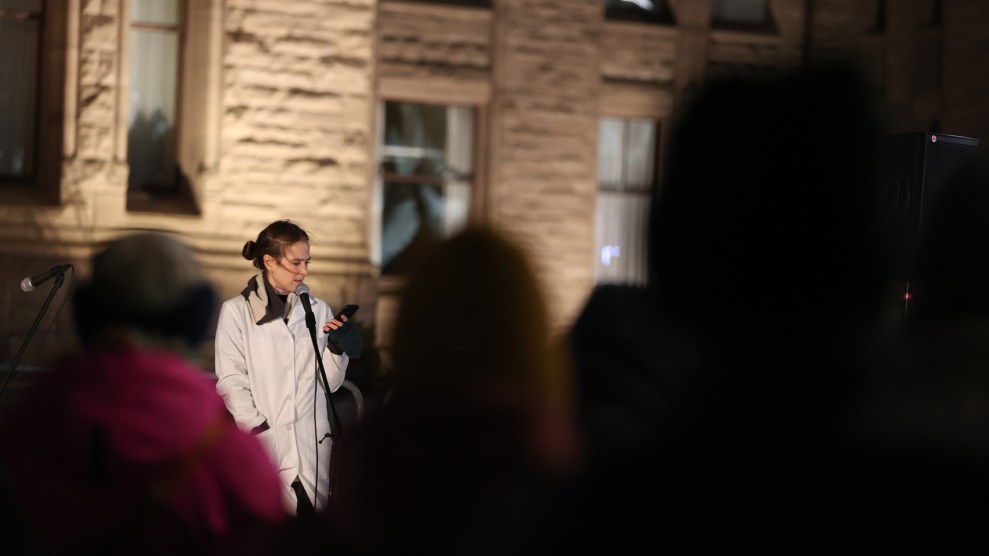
(711, 0, 777, 33)
(0, 0, 43, 10)
(381, 155, 447, 179)
(0, 8, 40, 179)
(381, 182, 446, 274)
(711, 0, 767, 24)
(384, 102, 447, 150)
(604, 0, 675, 25)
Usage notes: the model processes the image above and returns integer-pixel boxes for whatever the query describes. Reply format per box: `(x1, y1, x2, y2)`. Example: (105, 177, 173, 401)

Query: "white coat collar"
(243, 274, 315, 325)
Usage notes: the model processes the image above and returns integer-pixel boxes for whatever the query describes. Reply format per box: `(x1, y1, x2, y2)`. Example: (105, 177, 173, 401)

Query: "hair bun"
(242, 240, 256, 260)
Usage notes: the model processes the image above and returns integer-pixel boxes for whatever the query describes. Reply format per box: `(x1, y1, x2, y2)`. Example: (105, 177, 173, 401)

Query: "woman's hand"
(322, 314, 348, 333)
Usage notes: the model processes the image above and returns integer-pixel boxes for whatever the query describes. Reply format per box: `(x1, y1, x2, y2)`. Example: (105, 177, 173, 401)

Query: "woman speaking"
(215, 220, 360, 515)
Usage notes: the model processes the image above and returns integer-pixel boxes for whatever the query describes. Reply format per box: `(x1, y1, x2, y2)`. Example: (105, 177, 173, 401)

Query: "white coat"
(214, 276, 347, 513)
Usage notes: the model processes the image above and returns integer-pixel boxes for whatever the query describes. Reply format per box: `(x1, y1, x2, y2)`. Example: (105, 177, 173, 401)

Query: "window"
(375, 101, 475, 276)
(711, 0, 775, 32)
(596, 117, 658, 285)
(604, 0, 675, 25)
(122, 0, 220, 214)
(127, 0, 182, 196)
(0, 0, 67, 203)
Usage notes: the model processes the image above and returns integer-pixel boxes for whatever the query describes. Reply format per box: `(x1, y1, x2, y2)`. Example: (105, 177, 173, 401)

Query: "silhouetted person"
(567, 62, 896, 550)
(654, 63, 896, 548)
(328, 227, 581, 556)
(0, 233, 285, 555)
(563, 283, 695, 551)
(570, 284, 695, 463)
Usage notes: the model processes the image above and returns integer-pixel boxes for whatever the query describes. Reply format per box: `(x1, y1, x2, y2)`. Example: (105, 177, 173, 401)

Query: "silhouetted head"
(649, 63, 892, 330)
(391, 227, 567, 409)
(73, 232, 216, 350)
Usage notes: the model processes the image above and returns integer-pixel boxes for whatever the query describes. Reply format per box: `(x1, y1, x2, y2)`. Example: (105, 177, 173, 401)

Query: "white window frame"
(372, 100, 479, 275)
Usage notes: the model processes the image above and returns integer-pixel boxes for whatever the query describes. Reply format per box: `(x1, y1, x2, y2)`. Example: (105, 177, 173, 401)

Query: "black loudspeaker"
(881, 132, 981, 319)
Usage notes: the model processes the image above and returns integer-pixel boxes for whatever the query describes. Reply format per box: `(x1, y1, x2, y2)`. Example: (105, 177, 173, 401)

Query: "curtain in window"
(127, 0, 181, 189)
(598, 118, 624, 188)
(443, 106, 473, 236)
(595, 117, 655, 285)
(624, 120, 656, 190)
(596, 191, 650, 285)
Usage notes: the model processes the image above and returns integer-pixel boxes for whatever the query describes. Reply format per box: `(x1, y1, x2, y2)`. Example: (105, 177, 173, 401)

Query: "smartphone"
(336, 304, 359, 320)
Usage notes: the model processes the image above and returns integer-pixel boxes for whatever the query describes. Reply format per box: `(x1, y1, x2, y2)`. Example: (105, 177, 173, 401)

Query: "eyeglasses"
(276, 258, 310, 273)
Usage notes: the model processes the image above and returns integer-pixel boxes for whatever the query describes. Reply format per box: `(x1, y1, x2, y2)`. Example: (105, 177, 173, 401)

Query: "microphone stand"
(0, 272, 68, 405)
(302, 305, 344, 506)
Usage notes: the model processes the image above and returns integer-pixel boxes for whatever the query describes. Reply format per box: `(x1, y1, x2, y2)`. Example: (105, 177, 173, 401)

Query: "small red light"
(931, 135, 938, 143)
(904, 292, 912, 301)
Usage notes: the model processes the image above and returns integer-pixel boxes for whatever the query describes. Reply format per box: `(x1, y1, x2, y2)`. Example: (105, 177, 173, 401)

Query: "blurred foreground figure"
(0, 233, 285, 555)
(330, 227, 580, 555)
(566, 63, 895, 551)
(647, 63, 894, 549)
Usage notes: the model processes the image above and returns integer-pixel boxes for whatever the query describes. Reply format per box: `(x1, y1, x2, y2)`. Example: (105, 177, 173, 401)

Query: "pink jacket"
(0, 348, 286, 554)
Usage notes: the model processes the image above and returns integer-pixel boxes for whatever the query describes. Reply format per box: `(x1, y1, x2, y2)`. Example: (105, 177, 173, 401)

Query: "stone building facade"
(2, 0, 988, 375)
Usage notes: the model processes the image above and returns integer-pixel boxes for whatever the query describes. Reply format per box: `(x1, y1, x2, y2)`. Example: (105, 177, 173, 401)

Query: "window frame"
(594, 116, 662, 286)
(373, 99, 484, 278)
(0, 0, 69, 205)
(117, 0, 222, 215)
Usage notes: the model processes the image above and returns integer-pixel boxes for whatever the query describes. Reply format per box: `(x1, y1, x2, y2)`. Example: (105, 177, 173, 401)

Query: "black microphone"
(21, 264, 72, 292)
(296, 283, 317, 331)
